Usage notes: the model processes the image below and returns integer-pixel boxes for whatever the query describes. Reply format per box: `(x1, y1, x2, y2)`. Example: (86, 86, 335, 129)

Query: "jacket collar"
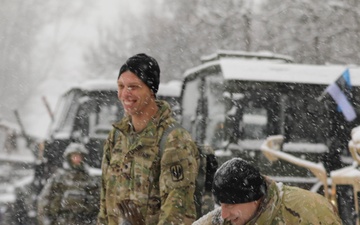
(245, 178, 283, 225)
(112, 100, 173, 134)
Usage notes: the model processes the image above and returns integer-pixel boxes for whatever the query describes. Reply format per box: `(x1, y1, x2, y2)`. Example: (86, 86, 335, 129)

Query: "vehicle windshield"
(204, 75, 226, 148)
(50, 89, 123, 139)
(221, 81, 328, 145)
(85, 91, 123, 138)
(50, 89, 82, 137)
(181, 74, 330, 150)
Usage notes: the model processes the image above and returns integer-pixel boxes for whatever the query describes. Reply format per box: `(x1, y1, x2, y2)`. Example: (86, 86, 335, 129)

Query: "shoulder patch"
(170, 163, 184, 182)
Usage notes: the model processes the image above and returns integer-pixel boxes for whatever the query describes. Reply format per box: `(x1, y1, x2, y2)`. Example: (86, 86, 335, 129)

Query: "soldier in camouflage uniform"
(37, 143, 100, 225)
(97, 53, 199, 225)
(193, 158, 342, 225)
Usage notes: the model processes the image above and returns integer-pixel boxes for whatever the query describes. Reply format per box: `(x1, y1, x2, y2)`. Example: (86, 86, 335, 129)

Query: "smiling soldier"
(97, 53, 199, 225)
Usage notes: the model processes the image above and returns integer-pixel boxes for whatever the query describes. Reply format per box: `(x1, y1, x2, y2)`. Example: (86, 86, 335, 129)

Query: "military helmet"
(63, 142, 89, 158)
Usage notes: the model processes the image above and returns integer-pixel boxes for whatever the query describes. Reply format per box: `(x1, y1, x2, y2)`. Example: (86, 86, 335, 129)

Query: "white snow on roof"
(67, 79, 117, 92)
(0, 193, 15, 203)
(330, 163, 360, 178)
(65, 79, 182, 97)
(0, 150, 35, 163)
(185, 58, 360, 86)
(200, 50, 294, 63)
(0, 119, 20, 133)
(157, 80, 182, 97)
(269, 176, 319, 184)
(283, 142, 328, 153)
(243, 114, 267, 125)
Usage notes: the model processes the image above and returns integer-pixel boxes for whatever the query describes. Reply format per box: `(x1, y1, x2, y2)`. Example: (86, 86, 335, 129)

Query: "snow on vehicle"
(157, 80, 182, 120)
(261, 129, 360, 225)
(10, 79, 123, 225)
(180, 50, 360, 192)
(0, 117, 39, 225)
(9, 79, 184, 225)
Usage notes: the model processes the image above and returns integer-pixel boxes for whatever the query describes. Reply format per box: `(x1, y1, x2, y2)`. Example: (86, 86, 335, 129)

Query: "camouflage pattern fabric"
(97, 100, 199, 225)
(37, 161, 100, 225)
(200, 190, 215, 217)
(193, 178, 342, 225)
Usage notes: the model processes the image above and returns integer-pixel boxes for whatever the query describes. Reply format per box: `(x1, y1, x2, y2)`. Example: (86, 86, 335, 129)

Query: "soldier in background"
(193, 158, 342, 225)
(37, 142, 100, 225)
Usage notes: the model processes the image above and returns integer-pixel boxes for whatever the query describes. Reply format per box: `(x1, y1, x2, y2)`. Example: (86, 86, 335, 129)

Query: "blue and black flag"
(325, 68, 356, 122)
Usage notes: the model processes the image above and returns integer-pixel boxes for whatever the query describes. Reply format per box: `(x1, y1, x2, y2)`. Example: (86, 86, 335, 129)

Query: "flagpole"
(317, 88, 328, 102)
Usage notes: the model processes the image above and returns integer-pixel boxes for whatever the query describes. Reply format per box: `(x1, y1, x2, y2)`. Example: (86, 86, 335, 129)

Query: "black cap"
(118, 53, 160, 94)
(212, 158, 267, 204)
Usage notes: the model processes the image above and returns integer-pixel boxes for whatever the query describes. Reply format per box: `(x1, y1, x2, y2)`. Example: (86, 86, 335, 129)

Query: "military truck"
(9, 79, 123, 225)
(9, 79, 183, 225)
(261, 129, 360, 225)
(157, 80, 182, 120)
(42, 79, 181, 174)
(179, 50, 360, 191)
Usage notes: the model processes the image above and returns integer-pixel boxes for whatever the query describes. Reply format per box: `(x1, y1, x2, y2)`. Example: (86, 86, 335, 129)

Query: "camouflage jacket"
(37, 162, 101, 225)
(193, 178, 342, 225)
(97, 100, 199, 225)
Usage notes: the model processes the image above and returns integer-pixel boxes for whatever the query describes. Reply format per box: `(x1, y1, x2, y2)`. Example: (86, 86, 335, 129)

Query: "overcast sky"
(22, 0, 147, 138)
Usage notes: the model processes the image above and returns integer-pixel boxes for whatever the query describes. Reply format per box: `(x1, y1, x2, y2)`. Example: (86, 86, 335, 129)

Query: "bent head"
(212, 158, 267, 225)
(220, 201, 261, 225)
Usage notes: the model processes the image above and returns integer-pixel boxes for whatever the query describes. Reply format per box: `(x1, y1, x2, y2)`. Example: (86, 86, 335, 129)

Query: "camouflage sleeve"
(281, 186, 343, 225)
(37, 172, 62, 225)
(97, 130, 114, 225)
(159, 128, 199, 225)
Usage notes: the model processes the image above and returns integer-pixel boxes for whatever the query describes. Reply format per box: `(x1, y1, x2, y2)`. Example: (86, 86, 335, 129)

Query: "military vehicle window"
(284, 86, 327, 143)
(72, 96, 92, 140)
(181, 78, 201, 138)
(205, 75, 225, 148)
(89, 104, 119, 138)
(88, 91, 122, 139)
(0, 127, 7, 151)
(242, 107, 267, 139)
(51, 90, 82, 136)
(223, 91, 268, 142)
(50, 92, 68, 134)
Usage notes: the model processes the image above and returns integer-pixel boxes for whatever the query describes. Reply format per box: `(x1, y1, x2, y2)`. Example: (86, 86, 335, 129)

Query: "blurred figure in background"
(37, 142, 100, 225)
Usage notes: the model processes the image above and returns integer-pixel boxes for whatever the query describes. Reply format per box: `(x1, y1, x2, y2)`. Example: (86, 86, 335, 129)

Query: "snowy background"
(1, 0, 360, 139)
(1, 1, 360, 223)
(3, 0, 146, 138)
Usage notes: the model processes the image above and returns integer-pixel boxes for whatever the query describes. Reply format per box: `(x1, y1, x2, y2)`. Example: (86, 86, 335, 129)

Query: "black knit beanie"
(212, 158, 267, 204)
(118, 53, 160, 94)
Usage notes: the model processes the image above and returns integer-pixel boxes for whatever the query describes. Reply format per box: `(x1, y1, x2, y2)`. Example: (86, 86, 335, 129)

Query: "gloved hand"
(118, 200, 145, 225)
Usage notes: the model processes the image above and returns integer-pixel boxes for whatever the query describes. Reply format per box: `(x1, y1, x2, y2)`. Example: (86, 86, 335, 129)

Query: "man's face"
(220, 201, 259, 225)
(117, 71, 153, 116)
(70, 152, 83, 166)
